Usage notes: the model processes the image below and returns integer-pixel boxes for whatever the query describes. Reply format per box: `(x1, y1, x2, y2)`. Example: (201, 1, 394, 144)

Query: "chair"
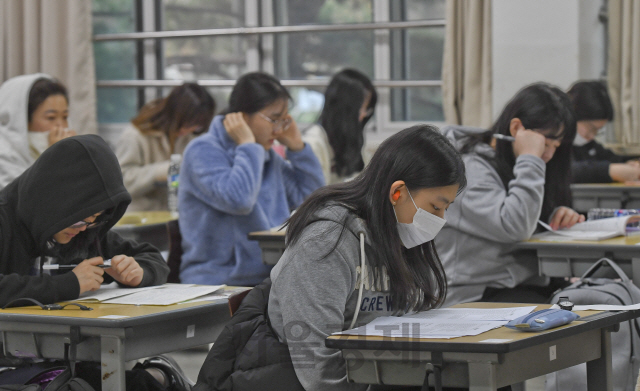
(166, 219, 183, 283)
(227, 288, 252, 316)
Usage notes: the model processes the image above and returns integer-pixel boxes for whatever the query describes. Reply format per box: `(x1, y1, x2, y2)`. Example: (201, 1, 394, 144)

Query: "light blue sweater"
(178, 115, 325, 286)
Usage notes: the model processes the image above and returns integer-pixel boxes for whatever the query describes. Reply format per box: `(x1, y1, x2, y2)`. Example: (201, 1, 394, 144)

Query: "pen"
(492, 134, 516, 142)
(43, 259, 111, 270)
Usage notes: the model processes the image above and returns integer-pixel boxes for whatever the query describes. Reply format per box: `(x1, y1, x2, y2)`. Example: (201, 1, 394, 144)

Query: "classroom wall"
(491, 0, 606, 119)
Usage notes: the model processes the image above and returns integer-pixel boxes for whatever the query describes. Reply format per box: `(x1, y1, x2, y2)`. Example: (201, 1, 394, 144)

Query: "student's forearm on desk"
(0, 272, 79, 307)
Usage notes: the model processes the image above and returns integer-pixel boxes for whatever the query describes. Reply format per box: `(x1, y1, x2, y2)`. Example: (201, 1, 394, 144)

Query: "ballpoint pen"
(43, 259, 112, 270)
(492, 134, 516, 142)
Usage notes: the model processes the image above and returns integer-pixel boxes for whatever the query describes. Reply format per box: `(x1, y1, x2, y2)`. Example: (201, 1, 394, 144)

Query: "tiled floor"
(166, 345, 547, 390)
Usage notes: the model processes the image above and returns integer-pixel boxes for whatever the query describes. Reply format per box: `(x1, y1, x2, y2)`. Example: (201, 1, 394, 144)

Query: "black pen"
(43, 259, 112, 270)
(492, 134, 515, 142)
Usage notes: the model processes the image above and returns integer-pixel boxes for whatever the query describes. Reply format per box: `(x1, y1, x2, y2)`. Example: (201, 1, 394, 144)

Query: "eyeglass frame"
(68, 219, 108, 230)
(256, 112, 292, 132)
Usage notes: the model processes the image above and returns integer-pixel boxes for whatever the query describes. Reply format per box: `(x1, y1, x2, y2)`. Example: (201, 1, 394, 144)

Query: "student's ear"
(389, 181, 405, 205)
(509, 118, 524, 138)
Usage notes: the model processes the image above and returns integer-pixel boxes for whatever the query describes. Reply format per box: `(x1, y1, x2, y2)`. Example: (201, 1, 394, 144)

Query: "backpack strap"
(581, 258, 631, 281)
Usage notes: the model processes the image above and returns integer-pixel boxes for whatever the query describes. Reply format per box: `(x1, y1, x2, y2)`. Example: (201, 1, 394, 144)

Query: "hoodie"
(268, 204, 398, 391)
(178, 115, 324, 286)
(435, 125, 545, 306)
(0, 134, 169, 307)
(0, 73, 53, 190)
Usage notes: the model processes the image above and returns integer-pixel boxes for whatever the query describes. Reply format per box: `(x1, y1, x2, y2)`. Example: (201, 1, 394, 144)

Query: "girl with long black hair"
(304, 68, 377, 184)
(267, 124, 466, 390)
(435, 82, 584, 306)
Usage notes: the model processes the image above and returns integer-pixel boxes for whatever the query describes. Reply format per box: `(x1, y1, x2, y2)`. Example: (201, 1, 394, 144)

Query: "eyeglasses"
(68, 219, 108, 230)
(256, 112, 292, 132)
(584, 121, 606, 135)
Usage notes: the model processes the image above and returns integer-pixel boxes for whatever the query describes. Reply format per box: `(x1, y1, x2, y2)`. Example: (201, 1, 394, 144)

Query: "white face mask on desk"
(28, 131, 50, 155)
(394, 189, 446, 249)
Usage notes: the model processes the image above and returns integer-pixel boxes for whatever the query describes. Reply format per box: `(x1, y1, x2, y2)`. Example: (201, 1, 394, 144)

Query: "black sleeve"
(572, 160, 613, 183)
(100, 230, 170, 287)
(0, 226, 80, 307)
(593, 143, 626, 163)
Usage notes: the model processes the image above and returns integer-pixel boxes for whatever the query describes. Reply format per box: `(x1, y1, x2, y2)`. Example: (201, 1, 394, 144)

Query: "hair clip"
(1, 298, 93, 311)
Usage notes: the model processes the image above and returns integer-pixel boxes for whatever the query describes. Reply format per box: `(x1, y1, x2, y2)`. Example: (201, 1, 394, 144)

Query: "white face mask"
(394, 188, 447, 249)
(573, 132, 591, 147)
(28, 131, 50, 155)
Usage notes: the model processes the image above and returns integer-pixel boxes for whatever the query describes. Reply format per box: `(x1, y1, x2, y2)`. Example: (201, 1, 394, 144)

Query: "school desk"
(515, 235, 640, 288)
(571, 183, 640, 213)
(326, 302, 637, 391)
(248, 230, 286, 265)
(0, 296, 230, 390)
(112, 211, 175, 253)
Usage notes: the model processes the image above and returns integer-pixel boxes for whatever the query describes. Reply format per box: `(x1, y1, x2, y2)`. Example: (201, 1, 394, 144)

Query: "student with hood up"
(0, 134, 169, 308)
(0, 73, 76, 190)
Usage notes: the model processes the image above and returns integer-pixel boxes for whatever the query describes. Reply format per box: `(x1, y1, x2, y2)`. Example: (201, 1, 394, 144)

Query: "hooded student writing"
(0, 134, 169, 308)
(0, 73, 76, 190)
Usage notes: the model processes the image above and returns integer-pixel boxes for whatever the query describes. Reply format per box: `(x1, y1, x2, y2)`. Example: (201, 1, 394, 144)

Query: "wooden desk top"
(115, 211, 174, 227)
(517, 233, 640, 248)
(326, 302, 635, 354)
(248, 230, 286, 241)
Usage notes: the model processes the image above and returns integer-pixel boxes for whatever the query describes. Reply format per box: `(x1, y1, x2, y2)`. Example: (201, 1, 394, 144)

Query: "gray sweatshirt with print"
(268, 204, 398, 391)
(435, 125, 546, 306)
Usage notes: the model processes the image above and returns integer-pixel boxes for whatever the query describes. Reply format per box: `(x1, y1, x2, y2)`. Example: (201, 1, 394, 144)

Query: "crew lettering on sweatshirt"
(355, 265, 393, 312)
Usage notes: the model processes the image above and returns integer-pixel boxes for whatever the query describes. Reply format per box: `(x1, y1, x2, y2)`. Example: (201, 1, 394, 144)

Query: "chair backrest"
(228, 289, 252, 317)
(166, 219, 183, 283)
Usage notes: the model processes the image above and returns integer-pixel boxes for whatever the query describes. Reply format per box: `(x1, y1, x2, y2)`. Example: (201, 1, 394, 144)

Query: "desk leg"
(101, 335, 126, 391)
(632, 258, 640, 289)
(468, 361, 497, 391)
(586, 329, 613, 391)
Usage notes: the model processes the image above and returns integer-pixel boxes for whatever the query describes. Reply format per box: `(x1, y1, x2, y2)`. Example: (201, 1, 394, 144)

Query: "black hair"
(567, 80, 614, 121)
(48, 209, 115, 262)
(223, 72, 292, 115)
(318, 68, 377, 178)
(28, 78, 68, 123)
(461, 83, 576, 220)
(285, 125, 466, 312)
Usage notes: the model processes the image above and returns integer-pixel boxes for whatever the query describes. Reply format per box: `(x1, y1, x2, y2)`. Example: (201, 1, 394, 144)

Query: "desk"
(515, 235, 640, 288)
(112, 211, 175, 253)
(571, 183, 640, 213)
(248, 230, 286, 265)
(326, 302, 637, 391)
(0, 298, 230, 390)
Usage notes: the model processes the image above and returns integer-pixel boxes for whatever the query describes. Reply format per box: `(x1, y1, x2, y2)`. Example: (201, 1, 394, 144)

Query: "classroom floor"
(165, 345, 547, 390)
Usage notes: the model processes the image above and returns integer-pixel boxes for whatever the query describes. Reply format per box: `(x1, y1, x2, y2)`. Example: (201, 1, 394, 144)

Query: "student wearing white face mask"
(0, 74, 76, 189)
(193, 125, 467, 391)
(568, 80, 640, 183)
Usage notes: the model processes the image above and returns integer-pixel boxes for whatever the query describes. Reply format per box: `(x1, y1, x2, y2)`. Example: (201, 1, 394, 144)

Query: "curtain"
(0, 0, 97, 134)
(442, 0, 492, 128)
(608, 0, 640, 145)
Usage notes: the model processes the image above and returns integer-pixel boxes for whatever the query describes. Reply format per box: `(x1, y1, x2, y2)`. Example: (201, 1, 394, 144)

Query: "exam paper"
(103, 285, 225, 305)
(334, 306, 536, 339)
(77, 282, 163, 302)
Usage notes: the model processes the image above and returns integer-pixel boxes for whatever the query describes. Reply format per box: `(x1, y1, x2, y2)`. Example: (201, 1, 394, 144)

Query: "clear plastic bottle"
(587, 208, 640, 220)
(168, 154, 181, 218)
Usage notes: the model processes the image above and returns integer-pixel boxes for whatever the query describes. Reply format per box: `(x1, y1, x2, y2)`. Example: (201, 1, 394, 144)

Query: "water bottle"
(168, 154, 181, 218)
(587, 208, 640, 220)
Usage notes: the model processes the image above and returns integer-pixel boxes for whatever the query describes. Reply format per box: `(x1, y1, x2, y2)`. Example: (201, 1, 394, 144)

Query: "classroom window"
(92, 0, 446, 131)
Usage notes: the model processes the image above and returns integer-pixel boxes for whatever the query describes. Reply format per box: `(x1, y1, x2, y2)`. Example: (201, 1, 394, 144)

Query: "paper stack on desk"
(535, 215, 640, 241)
(77, 283, 226, 305)
(334, 306, 537, 339)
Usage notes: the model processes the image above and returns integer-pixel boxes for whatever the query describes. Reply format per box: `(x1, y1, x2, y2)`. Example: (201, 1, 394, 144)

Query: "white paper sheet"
(334, 306, 536, 339)
(103, 285, 225, 305)
(76, 282, 163, 302)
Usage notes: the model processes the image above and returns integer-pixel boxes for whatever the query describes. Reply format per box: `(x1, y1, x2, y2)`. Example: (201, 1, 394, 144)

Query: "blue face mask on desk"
(394, 189, 446, 249)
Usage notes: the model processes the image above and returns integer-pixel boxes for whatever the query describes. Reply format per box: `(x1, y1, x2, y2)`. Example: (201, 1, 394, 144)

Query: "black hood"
(0, 135, 131, 252)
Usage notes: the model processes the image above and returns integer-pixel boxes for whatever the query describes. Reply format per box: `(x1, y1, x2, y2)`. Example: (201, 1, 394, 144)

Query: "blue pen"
(492, 134, 516, 142)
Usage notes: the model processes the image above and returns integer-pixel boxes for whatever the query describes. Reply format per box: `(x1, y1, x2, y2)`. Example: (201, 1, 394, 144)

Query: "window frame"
(93, 0, 446, 133)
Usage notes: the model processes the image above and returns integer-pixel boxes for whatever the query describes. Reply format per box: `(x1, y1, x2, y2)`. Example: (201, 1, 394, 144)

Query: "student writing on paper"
(194, 126, 466, 390)
(568, 80, 640, 183)
(302, 68, 377, 184)
(115, 82, 216, 211)
(435, 83, 584, 306)
(0, 135, 169, 308)
(0, 74, 77, 190)
(178, 72, 324, 286)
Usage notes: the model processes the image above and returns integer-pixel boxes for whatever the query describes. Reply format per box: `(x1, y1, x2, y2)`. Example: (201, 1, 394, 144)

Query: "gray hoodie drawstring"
(349, 232, 366, 330)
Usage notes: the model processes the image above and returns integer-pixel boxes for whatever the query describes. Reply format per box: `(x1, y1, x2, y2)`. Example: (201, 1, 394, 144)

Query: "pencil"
(492, 134, 516, 142)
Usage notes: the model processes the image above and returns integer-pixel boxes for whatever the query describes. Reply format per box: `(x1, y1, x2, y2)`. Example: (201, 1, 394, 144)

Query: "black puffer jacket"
(193, 279, 305, 391)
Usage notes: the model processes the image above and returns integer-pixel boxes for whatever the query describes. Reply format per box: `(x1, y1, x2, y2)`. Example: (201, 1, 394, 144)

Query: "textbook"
(536, 215, 640, 241)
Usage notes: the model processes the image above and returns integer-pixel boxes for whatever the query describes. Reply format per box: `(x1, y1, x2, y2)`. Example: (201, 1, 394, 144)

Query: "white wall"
(492, 0, 606, 119)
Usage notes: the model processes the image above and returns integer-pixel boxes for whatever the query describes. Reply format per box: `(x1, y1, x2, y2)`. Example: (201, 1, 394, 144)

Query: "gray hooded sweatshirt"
(435, 125, 546, 306)
(0, 73, 53, 190)
(268, 204, 398, 391)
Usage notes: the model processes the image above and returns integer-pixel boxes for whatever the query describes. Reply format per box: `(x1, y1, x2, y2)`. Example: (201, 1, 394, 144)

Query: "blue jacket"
(178, 115, 324, 286)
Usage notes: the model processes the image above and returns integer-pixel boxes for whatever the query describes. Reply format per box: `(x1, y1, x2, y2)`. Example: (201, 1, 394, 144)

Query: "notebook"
(535, 215, 640, 241)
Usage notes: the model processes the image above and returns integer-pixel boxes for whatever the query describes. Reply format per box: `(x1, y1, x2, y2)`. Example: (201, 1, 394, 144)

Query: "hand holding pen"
(71, 257, 106, 295)
(495, 129, 546, 159)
